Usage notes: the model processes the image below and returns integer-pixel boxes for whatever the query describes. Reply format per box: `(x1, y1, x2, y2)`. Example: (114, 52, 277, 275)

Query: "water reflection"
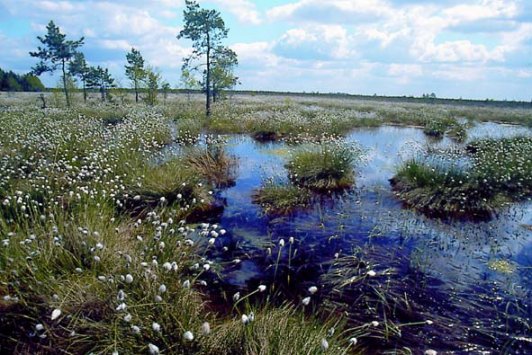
(175, 122, 532, 351)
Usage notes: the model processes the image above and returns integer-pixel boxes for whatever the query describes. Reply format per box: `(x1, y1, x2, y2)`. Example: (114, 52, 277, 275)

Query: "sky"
(0, 0, 531, 100)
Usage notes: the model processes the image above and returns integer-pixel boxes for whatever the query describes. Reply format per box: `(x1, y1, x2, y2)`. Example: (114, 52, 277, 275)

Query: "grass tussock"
(183, 145, 238, 188)
(201, 304, 349, 355)
(391, 136, 532, 219)
(286, 141, 362, 191)
(252, 180, 312, 215)
(123, 158, 215, 218)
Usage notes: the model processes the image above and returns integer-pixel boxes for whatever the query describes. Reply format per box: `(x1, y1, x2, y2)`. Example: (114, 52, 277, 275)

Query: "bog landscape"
(0, 1, 531, 354)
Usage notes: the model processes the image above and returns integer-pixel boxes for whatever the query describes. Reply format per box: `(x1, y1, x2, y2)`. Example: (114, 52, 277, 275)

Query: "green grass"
(286, 141, 361, 191)
(252, 180, 312, 215)
(183, 145, 238, 188)
(122, 158, 215, 218)
(391, 136, 532, 219)
(201, 304, 349, 355)
(0, 102, 358, 354)
(446, 123, 468, 142)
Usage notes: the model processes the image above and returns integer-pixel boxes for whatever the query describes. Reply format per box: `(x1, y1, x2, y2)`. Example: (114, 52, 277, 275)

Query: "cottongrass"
(286, 140, 363, 191)
(391, 135, 531, 219)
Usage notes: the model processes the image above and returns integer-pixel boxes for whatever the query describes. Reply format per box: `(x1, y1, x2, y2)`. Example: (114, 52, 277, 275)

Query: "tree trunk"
(212, 84, 217, 103)
(82, 80, 87, 102)
(205, 32, 211, 117)
(135, 79, 139, 103)
(61, 59, 70, 107)
(39, 94, 46, 109)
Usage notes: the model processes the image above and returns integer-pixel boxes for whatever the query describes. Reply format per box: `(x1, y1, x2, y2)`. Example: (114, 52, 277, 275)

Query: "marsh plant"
(183, 144, 238, 188)
(391, 136, 532, 219)
(252, 178, 312, 215)
(122, 158, 215, 218)
(0, 103, 351, 354)
(287, 140, 363, 191)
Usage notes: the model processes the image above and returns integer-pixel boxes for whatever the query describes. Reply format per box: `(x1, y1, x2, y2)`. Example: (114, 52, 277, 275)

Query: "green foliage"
(143, 67, 161, 106)
(162, 82, 171, 102)
(125, 48, 146, 103)
(86, 66, 115, 102)
(68, 52, 90, 101)
(0, 68, 45, 92)
(29, 20, 84, 106)
(211, 46, 239, 102)
(178, 0, 235, 116)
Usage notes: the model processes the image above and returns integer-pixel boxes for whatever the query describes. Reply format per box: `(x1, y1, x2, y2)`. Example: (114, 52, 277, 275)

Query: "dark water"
(174, 123, 532, 352)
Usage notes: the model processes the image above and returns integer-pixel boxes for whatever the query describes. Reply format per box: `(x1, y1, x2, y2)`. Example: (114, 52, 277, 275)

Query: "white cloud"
(210, 0, 262, 25)
(231, 41, 281, 68)
(267, 0, 393, 22)
(388, 64, 423, 77)
(432, 65, 487, 81)
(98, 39, 132, 51)
(274, 25, 354, 60)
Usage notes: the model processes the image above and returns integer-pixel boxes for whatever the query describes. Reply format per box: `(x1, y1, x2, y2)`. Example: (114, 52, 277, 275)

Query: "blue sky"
(0, 0, 531, 100)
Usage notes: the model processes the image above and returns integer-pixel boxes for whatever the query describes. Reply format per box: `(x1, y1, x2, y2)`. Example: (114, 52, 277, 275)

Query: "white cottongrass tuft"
(125, 274, 133, 283)
(321, 338, 329, 351)
(148, 343, 160, 354)
(183, 330, 194, 341)
(366, 270, 377, 277)
(233, 292, 240, 302)
(152, 322, 161, 332)
(201, 322, 211, 335)
(308, 286, 318, 294)
(131, 325, 141, 335)
(301, 296, 311, 306)
(51, 308, 61, 321)
(258, 285, 266, 292)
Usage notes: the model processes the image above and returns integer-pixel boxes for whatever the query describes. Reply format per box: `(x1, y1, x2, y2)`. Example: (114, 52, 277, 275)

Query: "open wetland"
(1, 94, 531, 354)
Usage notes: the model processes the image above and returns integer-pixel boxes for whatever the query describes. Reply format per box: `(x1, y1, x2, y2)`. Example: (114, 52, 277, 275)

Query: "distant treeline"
(232, 90, 532, 109)
(0, 68, 45, 92)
